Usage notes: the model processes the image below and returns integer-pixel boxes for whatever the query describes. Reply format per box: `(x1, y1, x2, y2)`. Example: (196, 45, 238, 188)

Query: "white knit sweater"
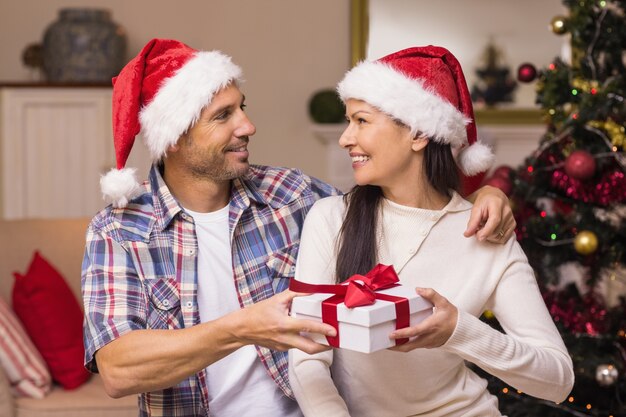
(289, 193, 574, 417)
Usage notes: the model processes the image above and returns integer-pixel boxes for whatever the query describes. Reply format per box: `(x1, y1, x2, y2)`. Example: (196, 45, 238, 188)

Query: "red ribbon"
(290, 264, 410, 348)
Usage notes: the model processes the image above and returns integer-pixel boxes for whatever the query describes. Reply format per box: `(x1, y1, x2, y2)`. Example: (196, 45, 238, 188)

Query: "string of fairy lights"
(497, 385, 620, 417)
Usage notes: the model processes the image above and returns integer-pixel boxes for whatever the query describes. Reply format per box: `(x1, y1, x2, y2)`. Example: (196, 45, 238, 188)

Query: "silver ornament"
(596, 364, 619, 387)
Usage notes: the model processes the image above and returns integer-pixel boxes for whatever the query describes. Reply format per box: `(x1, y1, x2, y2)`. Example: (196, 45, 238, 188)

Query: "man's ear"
(167, 138, 182, 153)
(411, 134, 429, 152)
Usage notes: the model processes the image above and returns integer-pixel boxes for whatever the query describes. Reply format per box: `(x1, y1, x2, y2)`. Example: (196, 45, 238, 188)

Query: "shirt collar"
(149, 165, 184, 232)
(443, 191, 473, 213)
(231, 166, 306, 210)
(149, 165, 279, 231)
(230, 176, 262, 210)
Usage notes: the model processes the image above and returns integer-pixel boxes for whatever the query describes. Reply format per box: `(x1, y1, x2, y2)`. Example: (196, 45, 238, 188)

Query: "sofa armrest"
(0, 366, 15, 417)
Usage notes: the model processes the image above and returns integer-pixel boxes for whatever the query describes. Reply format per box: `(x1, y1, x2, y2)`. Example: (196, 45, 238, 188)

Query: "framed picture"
(349, 0, 568, 125)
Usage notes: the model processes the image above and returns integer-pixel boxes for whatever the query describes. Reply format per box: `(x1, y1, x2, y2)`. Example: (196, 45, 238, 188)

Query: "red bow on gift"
(342, 264, 401, 307)
(289, 264, 410, 348)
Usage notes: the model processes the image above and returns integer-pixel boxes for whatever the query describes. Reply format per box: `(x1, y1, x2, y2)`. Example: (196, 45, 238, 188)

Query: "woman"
(289, 46, 574, 417)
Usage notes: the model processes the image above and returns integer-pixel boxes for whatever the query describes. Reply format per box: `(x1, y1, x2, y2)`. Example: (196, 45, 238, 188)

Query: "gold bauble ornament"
(483, 310, 495, 320)
(550, 16, 568, 35)
(574, 230, 599, 255)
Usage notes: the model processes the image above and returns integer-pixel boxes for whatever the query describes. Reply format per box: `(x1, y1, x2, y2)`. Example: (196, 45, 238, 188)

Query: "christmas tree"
(480, 1, 626, 415)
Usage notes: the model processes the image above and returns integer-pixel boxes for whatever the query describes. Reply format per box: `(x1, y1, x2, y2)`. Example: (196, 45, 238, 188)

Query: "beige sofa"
(0, 218, 137, 417)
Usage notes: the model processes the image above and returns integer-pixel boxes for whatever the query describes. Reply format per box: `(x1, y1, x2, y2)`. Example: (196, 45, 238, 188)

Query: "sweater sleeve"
(289, 349, 350, 417)
(289, 198, 352, 417)
(441, 241, 575, 403)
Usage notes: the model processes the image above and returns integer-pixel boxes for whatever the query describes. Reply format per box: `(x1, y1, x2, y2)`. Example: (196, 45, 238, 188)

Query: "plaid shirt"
(82, 164, 339, 417)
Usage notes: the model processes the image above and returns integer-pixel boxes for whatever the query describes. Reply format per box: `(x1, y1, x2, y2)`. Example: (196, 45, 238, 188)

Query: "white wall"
(0, 0, 351, 184)
(368, 0, 568, 108)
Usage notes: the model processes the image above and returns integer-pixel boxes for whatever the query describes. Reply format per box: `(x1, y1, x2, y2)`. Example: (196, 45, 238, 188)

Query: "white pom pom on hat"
(337, 45, 494, 176)
(100, 167, 142, 209)
(457, 140, 496, 176)
(101, 38, 243, 208)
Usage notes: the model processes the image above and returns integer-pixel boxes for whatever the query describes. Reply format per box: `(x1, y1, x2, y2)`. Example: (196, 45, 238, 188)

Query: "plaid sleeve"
(307, 175, 343, 200)
(81, 225, 148, 373)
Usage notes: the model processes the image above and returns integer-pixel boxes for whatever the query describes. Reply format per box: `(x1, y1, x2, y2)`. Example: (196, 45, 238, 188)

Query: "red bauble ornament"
(564, 150, 596, 180)
(484, 175, 513, 196)
(517, 63, 537, 83)
(492, 165, 513, 179)
(553, 199, 573, 215)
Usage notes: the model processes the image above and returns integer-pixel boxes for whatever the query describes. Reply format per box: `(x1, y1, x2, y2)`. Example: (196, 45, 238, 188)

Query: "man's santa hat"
(101, 38, 243, 208)
(337, 45, 494, 176)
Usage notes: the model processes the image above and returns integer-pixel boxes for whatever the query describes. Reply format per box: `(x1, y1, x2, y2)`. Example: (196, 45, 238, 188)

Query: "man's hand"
(94, 290, 334, 398)
(232, 290, 336, 354)
(464, 185, 516, 243)
(388, 287, 457, 352)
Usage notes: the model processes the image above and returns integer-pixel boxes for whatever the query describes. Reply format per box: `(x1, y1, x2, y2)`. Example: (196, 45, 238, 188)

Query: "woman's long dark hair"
(335, 140, 460, 283)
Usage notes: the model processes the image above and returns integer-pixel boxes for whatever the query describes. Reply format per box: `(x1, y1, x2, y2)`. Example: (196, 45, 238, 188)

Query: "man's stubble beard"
(188, 158, 249, 181)
(185, 145, 250, 182)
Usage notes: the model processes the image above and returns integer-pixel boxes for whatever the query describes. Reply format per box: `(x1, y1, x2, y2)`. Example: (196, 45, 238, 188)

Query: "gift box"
(290, 265, 433, 353)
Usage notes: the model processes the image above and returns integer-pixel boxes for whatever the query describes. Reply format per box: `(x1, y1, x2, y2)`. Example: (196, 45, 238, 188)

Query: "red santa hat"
(337, 45, 494, 176)
(101, 38, 243, 207)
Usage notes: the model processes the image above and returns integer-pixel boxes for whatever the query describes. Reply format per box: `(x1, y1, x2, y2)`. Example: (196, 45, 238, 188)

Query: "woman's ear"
(411, 134, 429, 152)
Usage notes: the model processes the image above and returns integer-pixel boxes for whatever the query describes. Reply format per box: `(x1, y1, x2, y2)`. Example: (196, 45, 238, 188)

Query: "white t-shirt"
(186, 205, 301, 417)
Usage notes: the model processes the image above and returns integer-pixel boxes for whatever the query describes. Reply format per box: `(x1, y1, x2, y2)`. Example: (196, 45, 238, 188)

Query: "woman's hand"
(464, 185, 516, 243)
(388, 288, 457, 352)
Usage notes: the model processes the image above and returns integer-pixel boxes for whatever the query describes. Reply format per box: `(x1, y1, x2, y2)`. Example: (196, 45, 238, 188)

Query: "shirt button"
(420, 229, 428, 236)
(408, 248, 417, 254)
(163, 299, 170, 307)
(188, 248, 196, 255)
(290, 265, 296, 273)
(431, 214, 438, 221)
(185, 301, 193, 309)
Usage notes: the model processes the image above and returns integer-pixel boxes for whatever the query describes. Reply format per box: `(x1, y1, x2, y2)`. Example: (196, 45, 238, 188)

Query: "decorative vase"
(42, 8, 127, 83)
(308, 89, 346, 123)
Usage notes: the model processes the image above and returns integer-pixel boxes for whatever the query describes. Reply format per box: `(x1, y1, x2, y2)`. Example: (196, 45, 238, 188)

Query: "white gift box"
(291, 284, 433, 353)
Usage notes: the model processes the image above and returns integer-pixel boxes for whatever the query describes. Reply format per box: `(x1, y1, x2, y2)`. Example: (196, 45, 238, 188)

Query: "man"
(82, 39, 514, 417)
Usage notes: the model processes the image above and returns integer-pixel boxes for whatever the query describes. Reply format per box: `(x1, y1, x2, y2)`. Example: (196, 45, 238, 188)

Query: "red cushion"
(12, 251, 90, 390)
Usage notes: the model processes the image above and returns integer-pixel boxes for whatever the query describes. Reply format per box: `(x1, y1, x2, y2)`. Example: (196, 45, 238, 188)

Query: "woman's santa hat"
(101, 38, 243, 207)
(337, 45, 494, 176)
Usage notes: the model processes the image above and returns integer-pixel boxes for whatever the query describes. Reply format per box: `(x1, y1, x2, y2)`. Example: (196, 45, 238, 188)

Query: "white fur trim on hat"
(139, 51, 243, 161)
(457, 141, 496, 176)
(337, 61, 470, 147)
(100, 167, 143, 208)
